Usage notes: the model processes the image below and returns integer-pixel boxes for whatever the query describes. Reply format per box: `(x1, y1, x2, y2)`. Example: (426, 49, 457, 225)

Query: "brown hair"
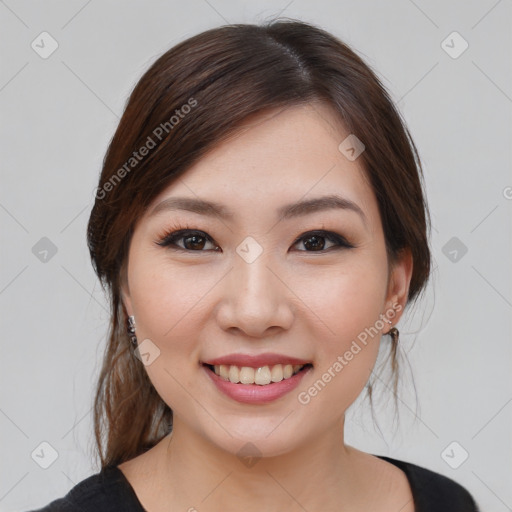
(87, 19, 431, 469)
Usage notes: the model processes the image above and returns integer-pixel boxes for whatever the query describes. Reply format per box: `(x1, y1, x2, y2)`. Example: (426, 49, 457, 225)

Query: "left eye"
(291, 230, 353, 252)
(157, 229, 353, 253)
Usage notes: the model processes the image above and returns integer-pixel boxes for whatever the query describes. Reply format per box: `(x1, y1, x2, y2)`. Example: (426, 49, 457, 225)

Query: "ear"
(119, 262, 133, 317)
(383, 248, 413, 332)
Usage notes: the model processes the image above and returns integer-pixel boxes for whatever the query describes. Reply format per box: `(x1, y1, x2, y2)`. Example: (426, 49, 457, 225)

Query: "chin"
(213, 433, 300, 461)
(194, 415, 309, 461)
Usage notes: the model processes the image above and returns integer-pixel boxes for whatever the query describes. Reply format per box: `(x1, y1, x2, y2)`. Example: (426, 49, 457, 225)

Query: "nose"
(215, 251, 294, 339)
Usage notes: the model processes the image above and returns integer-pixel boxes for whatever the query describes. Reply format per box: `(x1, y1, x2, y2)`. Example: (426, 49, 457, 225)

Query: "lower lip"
(203, 364, 312, 405)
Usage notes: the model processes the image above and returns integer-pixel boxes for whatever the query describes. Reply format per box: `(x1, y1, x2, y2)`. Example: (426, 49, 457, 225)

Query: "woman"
(30, 19, 480, 512)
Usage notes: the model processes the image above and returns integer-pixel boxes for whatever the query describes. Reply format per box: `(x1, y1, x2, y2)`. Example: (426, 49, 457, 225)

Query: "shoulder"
(26, 466, 144, 512)
(376, 455, 481, 512)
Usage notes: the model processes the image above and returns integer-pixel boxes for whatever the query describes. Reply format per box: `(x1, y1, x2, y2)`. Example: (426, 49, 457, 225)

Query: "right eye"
(156, 229, 220, 252)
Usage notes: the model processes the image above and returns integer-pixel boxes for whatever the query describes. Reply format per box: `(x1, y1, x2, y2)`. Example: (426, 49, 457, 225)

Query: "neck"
(155, 415, 364, 511)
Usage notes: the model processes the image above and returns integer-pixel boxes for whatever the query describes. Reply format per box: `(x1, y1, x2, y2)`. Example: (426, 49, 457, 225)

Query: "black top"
(27, 455, 481, 512)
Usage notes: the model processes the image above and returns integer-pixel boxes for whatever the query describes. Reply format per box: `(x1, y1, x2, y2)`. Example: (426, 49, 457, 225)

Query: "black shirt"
(27, 454, 481, 511)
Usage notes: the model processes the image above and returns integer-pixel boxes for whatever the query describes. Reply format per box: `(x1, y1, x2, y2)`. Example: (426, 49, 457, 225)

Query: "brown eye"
(182, 233, 207, 250)
(301, 234, 328, 251)
(157, 230, 219, 251)
(292, 230, 354, 252)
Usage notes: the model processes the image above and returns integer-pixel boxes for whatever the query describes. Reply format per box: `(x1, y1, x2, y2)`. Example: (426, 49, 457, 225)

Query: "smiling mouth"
(204, 363, 313, 385)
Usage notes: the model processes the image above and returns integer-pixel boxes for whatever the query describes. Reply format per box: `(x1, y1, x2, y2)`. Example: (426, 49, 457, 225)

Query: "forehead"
(148, 103, 379, 228)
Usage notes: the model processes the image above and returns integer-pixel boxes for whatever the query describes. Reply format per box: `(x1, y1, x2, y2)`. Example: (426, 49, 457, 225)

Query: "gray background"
(1, 1, 511, 511)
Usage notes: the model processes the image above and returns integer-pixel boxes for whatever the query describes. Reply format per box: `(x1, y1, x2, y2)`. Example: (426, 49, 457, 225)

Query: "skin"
(119, 102, 415, 512)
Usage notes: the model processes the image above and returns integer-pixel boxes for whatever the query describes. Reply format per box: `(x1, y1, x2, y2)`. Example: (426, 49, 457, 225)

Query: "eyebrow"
(149, 194, 367, 226)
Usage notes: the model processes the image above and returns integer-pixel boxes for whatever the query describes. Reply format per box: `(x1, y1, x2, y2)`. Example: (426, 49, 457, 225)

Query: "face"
(122, 102, 411, 457)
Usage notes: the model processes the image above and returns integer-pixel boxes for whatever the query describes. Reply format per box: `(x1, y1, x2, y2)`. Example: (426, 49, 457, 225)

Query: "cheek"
(293, 259, 388, 403)
(127, 258, 214, 412)
(298, 257, 388, 342)
(128, 253, 216, 342)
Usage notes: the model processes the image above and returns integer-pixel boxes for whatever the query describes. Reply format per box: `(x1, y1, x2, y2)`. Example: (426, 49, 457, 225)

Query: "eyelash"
(154, 222, 356, 253)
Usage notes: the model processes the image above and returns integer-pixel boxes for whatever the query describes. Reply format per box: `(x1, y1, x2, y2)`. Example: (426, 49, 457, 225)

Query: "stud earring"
(127, 315, 138, 347)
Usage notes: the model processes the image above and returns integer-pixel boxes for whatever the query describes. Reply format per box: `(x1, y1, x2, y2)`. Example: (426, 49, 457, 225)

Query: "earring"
(383, 315, 399, 342)
(388, 326, 399, 344)
(127, 315, 138, 347)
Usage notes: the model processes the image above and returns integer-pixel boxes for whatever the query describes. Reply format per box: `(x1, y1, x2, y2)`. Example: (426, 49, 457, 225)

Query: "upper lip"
(203, 353, 312, 368)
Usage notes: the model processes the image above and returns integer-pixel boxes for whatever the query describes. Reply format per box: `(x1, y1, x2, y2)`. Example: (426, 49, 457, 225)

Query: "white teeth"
(228, 365, 240, 383)
(239, 367, 255, 384)
(211, 363, 306, 385)
(219, 364, 229, 379)
(255, 366, 272, 385)
(271, 364, 283, 382)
